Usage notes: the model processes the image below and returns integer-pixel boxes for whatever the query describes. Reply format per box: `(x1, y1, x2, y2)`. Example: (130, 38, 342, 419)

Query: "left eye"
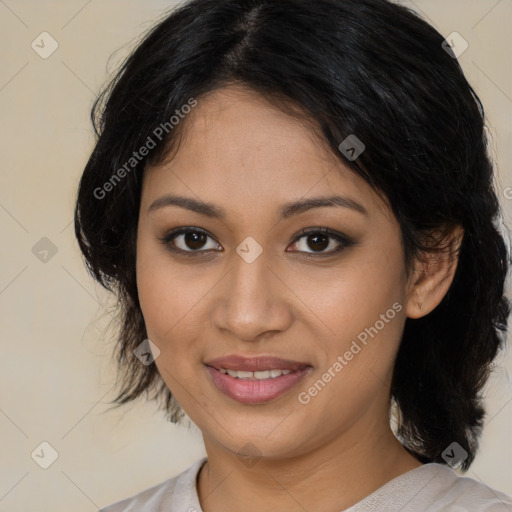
(288, 227, 352, 255)
(160, 227, 353, 256)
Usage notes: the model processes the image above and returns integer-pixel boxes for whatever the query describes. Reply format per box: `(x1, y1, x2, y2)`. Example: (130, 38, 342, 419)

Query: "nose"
(211, 247, 294, 343)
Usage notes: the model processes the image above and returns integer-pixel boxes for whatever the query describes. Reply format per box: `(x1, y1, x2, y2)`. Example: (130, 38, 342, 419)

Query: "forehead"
(141, 85, 390, 222)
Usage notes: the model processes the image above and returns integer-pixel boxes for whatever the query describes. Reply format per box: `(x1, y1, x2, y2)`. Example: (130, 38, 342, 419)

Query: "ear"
(405, 225, 464, 319)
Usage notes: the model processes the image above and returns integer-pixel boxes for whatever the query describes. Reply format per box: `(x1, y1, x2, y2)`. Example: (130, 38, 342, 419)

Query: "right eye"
(159, 227, 222, 256)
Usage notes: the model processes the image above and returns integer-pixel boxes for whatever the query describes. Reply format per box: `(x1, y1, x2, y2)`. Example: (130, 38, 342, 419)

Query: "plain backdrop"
(1, 1, 511, 510)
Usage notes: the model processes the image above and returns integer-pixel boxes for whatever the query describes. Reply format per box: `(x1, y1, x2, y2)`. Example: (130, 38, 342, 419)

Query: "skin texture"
(136, 85, 463, 511)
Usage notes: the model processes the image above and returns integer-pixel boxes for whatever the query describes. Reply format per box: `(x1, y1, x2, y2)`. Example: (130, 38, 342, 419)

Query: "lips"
(205, 354, 310, 372)
(204, 354, 312, 404)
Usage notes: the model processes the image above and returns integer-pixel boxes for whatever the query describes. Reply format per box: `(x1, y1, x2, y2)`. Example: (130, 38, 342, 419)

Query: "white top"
(100, 457, 512, 511)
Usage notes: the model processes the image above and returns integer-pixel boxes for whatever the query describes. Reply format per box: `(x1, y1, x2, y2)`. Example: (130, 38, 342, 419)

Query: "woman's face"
(136, 85, 416, 460)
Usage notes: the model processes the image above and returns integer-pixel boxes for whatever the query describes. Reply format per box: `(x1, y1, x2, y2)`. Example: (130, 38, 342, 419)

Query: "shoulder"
(428, 464, 512, 511)
(346, 463, 512, 512)
(99, 457, 206, 512)
(397, 463, 512, 512)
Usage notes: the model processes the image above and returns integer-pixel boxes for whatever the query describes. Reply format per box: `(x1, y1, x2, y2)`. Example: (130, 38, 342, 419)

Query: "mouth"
(204, 355, 312, 404)
(216, 368, 294, 380)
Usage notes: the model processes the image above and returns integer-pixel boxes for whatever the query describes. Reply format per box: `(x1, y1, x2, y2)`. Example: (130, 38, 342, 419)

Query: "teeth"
(219, 368, 293, 380)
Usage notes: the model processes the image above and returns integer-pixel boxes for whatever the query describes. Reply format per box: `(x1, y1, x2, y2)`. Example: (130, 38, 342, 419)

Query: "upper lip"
(205, 355, 310, 372)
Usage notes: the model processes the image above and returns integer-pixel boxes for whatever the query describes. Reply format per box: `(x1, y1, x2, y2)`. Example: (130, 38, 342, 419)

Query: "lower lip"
(206, 365, 311, 404)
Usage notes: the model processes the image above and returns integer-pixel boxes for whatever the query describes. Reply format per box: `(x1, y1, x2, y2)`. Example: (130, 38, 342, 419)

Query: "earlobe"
(405, 225, 464, 319)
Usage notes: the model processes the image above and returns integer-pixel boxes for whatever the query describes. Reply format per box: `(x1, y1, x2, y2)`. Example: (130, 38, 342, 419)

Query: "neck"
(197, 419, 422, 512)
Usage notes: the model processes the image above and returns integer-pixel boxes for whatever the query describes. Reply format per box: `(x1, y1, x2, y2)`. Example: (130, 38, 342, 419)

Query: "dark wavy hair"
(74, 0, 510, 470)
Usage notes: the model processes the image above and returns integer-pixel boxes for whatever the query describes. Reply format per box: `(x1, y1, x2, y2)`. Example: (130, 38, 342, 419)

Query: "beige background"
(1, 1, 511, 510)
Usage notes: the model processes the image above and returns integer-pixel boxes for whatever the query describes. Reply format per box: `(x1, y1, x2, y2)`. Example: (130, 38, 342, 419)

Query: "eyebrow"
(148, 194, 368, 219)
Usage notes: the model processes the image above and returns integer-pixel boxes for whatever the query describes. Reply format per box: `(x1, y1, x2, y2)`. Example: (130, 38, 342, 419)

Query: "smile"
(204, 354, 312, 404)
(218, 368, 293, 379)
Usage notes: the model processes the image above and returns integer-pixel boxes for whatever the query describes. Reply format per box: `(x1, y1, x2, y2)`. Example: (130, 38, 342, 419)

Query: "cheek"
(136, 232, 198, 337)
(136, 236, 189, 363)
(136, 242, 171, 337)
(304, 245, 406, 399)
(135, 236, 220, 394)
(305, 246, 405, 341)
(135, 245, 206, 407)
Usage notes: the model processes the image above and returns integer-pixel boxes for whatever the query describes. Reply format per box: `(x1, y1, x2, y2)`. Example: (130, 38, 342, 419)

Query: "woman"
(74, 0, 512, 510)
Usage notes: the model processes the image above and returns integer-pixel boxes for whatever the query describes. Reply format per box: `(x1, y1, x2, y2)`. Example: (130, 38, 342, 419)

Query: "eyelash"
(159, 226, 355, 258)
